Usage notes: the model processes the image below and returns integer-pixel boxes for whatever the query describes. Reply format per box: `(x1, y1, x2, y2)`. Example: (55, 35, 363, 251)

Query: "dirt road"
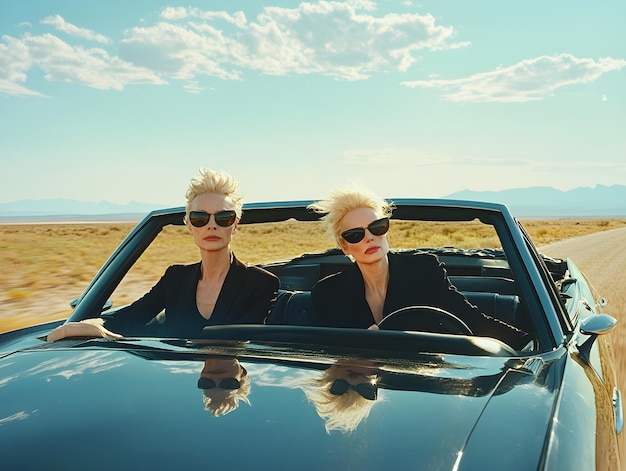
(539, 226, 626, 341)
(539, 226, 626, 466)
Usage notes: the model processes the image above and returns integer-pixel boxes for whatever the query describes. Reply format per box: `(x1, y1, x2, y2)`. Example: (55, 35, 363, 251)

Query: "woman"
(47, 168, 279, 341)
(307, 187, 529, 350)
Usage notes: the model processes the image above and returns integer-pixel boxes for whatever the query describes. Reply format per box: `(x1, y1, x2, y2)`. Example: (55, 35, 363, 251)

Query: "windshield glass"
(110, 215, 507, 308)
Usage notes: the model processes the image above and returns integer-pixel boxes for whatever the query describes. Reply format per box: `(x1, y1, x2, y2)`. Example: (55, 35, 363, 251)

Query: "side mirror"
(577, 314, 617, 363)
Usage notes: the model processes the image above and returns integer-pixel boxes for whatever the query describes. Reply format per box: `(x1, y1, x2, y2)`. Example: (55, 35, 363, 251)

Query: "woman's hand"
(368, 323, 379, 330)
(47, 318, 123, 342)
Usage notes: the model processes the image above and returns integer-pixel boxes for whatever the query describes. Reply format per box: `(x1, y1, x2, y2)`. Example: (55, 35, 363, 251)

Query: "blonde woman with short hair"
(48, 168, 278, 342)
(308, 186, 529, 350)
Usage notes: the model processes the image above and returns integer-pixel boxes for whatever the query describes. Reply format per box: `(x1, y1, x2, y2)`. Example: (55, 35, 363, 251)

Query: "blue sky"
(1, 0, 624, 206)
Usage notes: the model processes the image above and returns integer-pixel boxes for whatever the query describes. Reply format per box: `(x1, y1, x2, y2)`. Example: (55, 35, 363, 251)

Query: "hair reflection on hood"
(198, 357, 251, 417)
(299, 360, 383, 433)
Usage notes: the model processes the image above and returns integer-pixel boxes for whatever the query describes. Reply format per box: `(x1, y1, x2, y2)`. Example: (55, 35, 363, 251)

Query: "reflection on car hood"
(0, 331, 564, 471)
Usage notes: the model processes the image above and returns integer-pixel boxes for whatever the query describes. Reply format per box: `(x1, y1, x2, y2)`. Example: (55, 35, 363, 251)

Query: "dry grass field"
(1, 217, 625, 333)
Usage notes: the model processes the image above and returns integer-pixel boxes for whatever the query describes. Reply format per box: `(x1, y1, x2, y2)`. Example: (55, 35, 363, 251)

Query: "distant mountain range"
(443, 184, 626, 217)
(0, 185, 625, 221)
(0, 199, 164, 222)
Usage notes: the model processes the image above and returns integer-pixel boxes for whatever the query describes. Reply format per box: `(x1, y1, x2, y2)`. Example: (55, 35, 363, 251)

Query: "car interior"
(98, 208, 541, 352)
(261, 248, 530, 336)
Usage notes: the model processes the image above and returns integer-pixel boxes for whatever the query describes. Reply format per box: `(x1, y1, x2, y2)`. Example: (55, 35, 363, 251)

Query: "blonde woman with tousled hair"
(310, 187, 395, 247)
(308, 186, 529, 350)
(48, 168, 278, 342)
(185, 168, 245, 218)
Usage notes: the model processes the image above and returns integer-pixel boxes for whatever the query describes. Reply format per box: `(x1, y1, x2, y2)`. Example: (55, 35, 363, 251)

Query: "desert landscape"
(2, 218, 625, 332)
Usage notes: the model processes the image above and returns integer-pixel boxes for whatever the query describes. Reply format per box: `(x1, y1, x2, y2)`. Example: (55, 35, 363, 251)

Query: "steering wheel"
(377, 305, 473, 335)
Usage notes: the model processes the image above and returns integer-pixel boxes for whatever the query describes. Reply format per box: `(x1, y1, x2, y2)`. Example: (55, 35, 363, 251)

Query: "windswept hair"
(300, 365, 380, 434)
(201, 369, 252, 417)
(185, 168, 244, 217)
(308, 187, 394, 245)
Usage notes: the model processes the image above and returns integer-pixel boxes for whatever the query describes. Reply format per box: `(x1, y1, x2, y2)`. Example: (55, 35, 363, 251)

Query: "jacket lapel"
(208, 254, 247, 324)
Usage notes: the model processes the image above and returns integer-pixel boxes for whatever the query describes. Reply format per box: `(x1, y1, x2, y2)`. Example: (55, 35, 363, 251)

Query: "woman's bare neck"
(199, 250, 232, 281)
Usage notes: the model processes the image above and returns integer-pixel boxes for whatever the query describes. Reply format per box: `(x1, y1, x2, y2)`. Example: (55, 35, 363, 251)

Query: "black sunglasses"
(188, 210, 237, 228)
(340, 217, 390, 244)
(330, 378, 378, 400)
(197, 377, 241, 390)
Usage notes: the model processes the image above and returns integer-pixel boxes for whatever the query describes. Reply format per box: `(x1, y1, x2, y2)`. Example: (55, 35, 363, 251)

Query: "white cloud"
(183, 80, 204, 93)
(18, 3, 623, 99)
(161, 6, 248, 27)
(119, 21, 244, 81)
(121, 2, 462, 81)
(0, 35, 44, 96)
(0, 78, 45, 97)
(1, 32, 166, 94)
(401, 53, 626, 103)
(0, 35, 30, 81)
(241, 2, 460, 79)
(41, 14, 110, 44)
(1, 2, 464, 97)
(160, 7, 190, 21)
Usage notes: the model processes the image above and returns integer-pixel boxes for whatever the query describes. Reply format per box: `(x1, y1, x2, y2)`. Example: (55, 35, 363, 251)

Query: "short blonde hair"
(201, 368, 252, 417)
(185, 168, 244, 217)
(308, 187, 394, 244)
(300, 365, 380, 433)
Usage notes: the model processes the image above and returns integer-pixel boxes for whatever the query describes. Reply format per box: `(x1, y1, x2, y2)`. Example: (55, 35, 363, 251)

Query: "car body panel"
(0, 335, 556, 471)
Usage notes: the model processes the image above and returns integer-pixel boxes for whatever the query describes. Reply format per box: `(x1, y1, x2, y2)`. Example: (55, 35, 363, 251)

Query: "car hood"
(0, 328, 565, 470)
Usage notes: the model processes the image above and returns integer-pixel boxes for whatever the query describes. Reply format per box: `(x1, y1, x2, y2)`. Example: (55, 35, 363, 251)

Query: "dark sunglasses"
(340, 217, 390, 244)
(330, 378, 378, 400)
(188, 210, 237, 228)
(197, 377, 241, 390)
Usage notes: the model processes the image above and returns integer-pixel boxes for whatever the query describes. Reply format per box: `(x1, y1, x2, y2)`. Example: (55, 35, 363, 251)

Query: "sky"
(1, 0, 625, 207)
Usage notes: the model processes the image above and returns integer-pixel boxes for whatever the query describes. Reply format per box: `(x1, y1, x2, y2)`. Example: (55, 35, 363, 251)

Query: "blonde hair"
(300, 365, 380, 433)
(308, 187, 394, 244)
(185, 168, 244, 217)
(201, 368, 252, 417)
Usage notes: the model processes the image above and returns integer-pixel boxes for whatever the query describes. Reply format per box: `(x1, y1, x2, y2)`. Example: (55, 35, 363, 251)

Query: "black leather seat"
(266, 290, 294, 324)
(267, 290, 320, 326)
(450, 276, 518, 295)
(268, 290, 520, 328)
(463, 292, 520, 325)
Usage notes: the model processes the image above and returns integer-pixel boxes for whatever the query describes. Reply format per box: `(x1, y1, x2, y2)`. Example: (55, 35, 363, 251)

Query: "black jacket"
(104, 254, 279, 337)
(311, 252, 529, 349)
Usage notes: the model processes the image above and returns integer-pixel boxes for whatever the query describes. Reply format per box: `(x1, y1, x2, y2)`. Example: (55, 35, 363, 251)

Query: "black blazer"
(104, 254, 279, 337)
(311, 252, 529, 349)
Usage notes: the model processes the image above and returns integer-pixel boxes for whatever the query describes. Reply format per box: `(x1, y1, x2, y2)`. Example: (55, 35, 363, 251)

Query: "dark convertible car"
(0, 199, 622, 470)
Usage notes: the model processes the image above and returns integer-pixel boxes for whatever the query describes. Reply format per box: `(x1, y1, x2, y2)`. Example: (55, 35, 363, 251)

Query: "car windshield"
(109, 211, 510, 318)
